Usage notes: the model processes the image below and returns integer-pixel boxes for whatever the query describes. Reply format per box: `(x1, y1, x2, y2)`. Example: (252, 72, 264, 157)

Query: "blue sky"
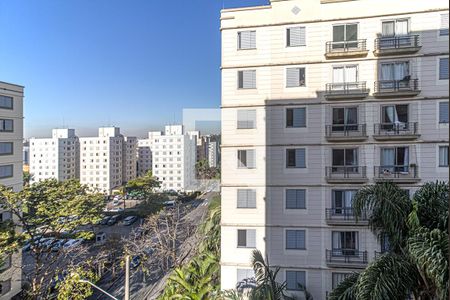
(0, 0, 268, 138)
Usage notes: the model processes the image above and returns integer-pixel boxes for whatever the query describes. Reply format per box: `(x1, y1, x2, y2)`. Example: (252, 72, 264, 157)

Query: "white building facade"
(29, 129, 79, 183)
(80, 127, 137, 194)
(220, 0, 449, 298)
(0, 81, 24, 299)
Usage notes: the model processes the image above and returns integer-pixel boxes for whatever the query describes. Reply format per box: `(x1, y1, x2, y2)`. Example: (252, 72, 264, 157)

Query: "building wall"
(220, 0, 449, 298)
(0, 81, 24, 299)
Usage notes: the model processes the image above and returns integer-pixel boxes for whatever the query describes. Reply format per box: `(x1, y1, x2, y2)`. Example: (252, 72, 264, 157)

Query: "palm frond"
(328, 272, 359, 300)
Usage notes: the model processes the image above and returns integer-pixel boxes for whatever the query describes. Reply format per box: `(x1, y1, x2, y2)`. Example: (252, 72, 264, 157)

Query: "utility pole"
(125, 255, 130, 300)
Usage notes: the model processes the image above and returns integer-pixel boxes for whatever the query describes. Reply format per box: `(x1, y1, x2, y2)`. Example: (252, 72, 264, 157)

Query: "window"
(0, 279, 11, 296)
(382, 104, 408, 124)
(332, 149, 358, 169)
(381, 19, 409, 37)
(238, 149, 255, 169)
(286, 108, 306, 128)
(440, 14, 449, 36)
(286, 68, 305, 87)
(380, 147, 409, 172)
(332, 273, 351, 289)
(332, 190, 356, 214)
(332, 107, 358, 131)
(237, 269, 255, 282)
(332, 231, 359, 254)
(332, 23, 358, 49)
(0, 119, 13, 132)
(286, 230, 306, 249)
(286, 271, 306, 291)
(0, 143, 13, 155)
(238, 70, 256, 89)
(237, 229, 256, 248)
(439, 102, 449, 123)
(0, 96, 13, 109)
(286, 189, 306, 209)
(380, 61, 410, 83)
(286, 149, 306, 168)
(238, 31, 256, 50)
(332, 65, 358, 84)
(439, 58, 449, 80)
(439, 146, 449, 167)
(0, 165, 13, 179)
(287, 27, 306, 47)
(237, 109, 256, 129)
(237, 189, 256, 208)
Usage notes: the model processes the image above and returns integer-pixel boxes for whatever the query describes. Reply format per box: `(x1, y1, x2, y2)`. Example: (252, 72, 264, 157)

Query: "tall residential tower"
(220, 0, 449, 298)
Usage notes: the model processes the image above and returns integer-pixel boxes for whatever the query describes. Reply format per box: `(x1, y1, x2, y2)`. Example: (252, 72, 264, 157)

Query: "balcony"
(325, 208, 368, 226)
(325, 124, 368, 142)
(373, 122, 420, 140)
(325, 166, 368, 183)
(325, 40, 369, 59)
(374, 35, 421, 56)
(373, 79, 421, 98)
(326, 249, 368, 268)
(324, 82, 370, 100)
(374, 165, 420, 183)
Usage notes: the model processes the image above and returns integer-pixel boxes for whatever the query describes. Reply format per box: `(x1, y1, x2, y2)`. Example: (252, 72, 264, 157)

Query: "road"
(90, 191, 217, 300)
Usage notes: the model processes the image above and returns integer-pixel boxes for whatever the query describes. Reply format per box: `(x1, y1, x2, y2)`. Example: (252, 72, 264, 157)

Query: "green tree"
(329, 181, 449, 300)
(23, 171, 33, 186)
(125, 170, 161, 195)
(0, 179, 105, 299)
(56, 262, 100, 300)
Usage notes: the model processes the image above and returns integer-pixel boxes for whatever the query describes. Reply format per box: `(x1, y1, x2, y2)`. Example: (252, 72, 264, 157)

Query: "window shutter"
(295, 149, 306, 168)
(439, 102, 449, 123)
(248, 190, 256, 208)
(247, 110, 256, 128)
(238, 31, 256, 49)
(296, 230, 305, 249)
(237, 189, 248, 208)
(439, 146, 449, 166)
(296, 190, 306, 208)
(441, 14, 449, 36)
(293, 108, 306, 127)
(287, 68, 300, 87)
(297, 271, 306, 287)
(286, 190, 297, 209)
(237, 230, 247, 247)
(247, 150, 256, 168)
(288, 27, 306, 47)
(237, 110, 256, 129)
(439, 58, 449, 80)
(242, 70, 256, 89)
(237, 269, 254, 282)
(246, 229, 256, 248)
(286, 271, 297, 290)
(286, 230, 296, 248)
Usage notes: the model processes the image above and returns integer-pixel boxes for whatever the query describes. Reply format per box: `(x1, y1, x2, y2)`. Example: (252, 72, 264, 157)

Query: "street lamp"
(78, 280, 119, 300)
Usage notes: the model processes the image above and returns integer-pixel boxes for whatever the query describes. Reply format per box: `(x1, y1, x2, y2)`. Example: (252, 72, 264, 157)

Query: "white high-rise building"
(0, 81, 24, 298)
(29, 129, 79, 183)
(79, 127, 137, 194)
(138, 125, 196, 192)
(208, 141, 219, 168)
(220, 0, 449, 298)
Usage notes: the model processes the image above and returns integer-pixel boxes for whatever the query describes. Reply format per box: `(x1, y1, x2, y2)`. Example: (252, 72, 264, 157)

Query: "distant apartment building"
(208, 141, 219, 168)
(0, 81, 24, 299)
(29, 129, 79, 183)
(137, 125, 196, 191)
(220, 0, 449, 298)
(80, 127, 137, 194)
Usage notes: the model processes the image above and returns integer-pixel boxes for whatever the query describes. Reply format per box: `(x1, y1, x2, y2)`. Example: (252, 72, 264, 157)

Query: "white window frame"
(284, 269, 307, 292)
(284, 106, 308, 132)
(286, 26, 306, 48)
(284, 228, 308, 254)
(436, 144, 449, 170)
(436, 56, 449, 84)
(437, 101, 449, 128)
(284, 188, 307, 210)
(284, 65, 308, 90)
(438, 13, 449, 39)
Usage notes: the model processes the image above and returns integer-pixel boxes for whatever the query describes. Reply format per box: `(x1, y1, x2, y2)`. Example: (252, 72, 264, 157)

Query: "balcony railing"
(324, 82, 369, 99)
(326, 208, 368, 222)
(325, 124, 367, 141)
(374, 251, 388, 259)
(325, 166, 367, 182)
(326, 249, 368, 265)
(374, 165, 420, 182)
(374, 79, 420, 97)
(374, 35, 421, 55)
(325, 39, 368, 58)
(374, 122, 419, 139)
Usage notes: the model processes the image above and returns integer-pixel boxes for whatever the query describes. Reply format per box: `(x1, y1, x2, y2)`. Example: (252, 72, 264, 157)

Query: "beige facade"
(0, 81, 24, 299)
(220, 0, 449, 298)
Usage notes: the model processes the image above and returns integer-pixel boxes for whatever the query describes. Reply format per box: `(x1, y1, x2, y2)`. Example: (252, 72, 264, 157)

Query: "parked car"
(109, 207, 124, 212)
(63, 239, 84, 249)
(130, 256, 141, 269)
(112, 199, 121, 206)
(51, 239, 67, 252)
(99, 216, 111, 225)
(107, 215, 120, 226)
(42, 238, 57, 250)
(163, 200, 175, 207)
(123, 216, 138, 226)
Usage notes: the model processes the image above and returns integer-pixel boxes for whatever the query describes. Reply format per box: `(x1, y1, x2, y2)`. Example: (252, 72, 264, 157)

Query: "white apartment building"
(220, 0, 449, 298)
(0, 81, 24, 299)
(80, 127, 137, 194)
(208, 141, 219, 168)
(148, 125, 196, 192)
(29, 129, 79, 183)
(137, 131, 162, 176)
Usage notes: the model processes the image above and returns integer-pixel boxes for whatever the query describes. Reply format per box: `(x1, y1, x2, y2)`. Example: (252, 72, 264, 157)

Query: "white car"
(63, 238, 84, 249)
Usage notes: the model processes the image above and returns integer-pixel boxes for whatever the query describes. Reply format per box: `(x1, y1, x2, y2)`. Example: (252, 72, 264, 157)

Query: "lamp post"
(78, 280, 119, 300)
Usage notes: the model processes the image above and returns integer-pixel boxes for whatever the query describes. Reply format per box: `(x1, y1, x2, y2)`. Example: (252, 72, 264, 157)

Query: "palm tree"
(329, 181, 449, 300)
